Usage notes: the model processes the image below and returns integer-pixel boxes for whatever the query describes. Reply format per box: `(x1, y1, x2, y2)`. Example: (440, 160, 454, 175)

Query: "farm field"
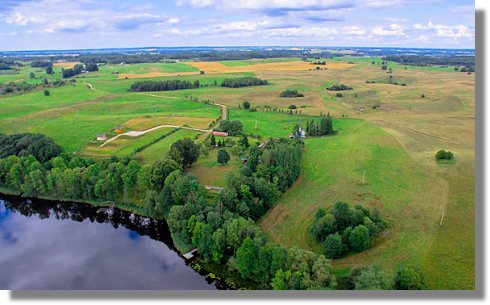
(0, 56, 475, 289)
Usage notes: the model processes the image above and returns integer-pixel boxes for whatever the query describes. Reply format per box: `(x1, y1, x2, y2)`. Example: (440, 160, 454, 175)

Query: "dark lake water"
(0, 194, 217, 290)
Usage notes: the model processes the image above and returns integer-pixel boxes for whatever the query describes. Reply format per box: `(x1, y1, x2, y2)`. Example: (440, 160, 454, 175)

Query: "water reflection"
(0, 195, 216, 290)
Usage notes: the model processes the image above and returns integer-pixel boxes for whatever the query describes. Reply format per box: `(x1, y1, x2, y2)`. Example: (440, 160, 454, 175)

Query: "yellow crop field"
(118, 60, 355, 79)
(53, 61, 82, 68)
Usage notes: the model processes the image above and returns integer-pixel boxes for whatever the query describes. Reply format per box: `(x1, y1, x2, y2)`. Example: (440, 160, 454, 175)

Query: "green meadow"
(0, 57, 474, 289)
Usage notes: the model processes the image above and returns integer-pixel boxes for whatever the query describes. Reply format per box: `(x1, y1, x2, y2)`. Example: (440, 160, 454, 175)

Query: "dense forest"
(130, 80, 201, 92)
(220, 77, 268, 88)
(0, 133, 63, 162)
(382, 55, 475, 67)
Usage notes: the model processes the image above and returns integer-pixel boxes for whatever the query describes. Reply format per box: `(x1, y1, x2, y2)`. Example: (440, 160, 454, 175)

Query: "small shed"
(114, 126, 124, 133)
(96, 134, 107, 141)
(213, 131, 228, 137)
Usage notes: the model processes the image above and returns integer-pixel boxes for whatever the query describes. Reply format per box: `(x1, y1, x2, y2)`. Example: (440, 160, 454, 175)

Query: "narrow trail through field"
(372, 119, 459, 144)
(138, 93, 180, 99)
(2, 78, 26, 84)
(83, 82, 96, 91)
(99, 125, 211, 147)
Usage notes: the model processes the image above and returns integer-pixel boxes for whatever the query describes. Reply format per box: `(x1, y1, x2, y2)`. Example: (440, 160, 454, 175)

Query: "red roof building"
(212, 131, 228, 137)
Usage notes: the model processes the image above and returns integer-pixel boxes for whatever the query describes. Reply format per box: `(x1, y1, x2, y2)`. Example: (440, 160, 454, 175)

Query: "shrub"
(44, 90, 50, 96)
(394, 267, 427, 290)
(280, 89, 304, 98)
(435, 149, 454, 160)
(326, 84, 352, 91)
(217, 149, 230, 165)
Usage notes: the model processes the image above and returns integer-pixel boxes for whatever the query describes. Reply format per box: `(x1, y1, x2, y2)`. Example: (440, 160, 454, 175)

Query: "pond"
(0, 194, 218, 290)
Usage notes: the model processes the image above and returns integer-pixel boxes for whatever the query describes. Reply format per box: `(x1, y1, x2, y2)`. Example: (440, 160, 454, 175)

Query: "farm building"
(213, 131, 228, 137)
(96, 134, 107, 141)
(114, 126, 124, 133)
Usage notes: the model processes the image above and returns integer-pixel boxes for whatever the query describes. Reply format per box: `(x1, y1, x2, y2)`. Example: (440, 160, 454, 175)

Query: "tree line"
(130, 80, 200, 92)
(382, 55, 475, 67)
(220, 77, 268, 88)
(77, 50, 302, 64)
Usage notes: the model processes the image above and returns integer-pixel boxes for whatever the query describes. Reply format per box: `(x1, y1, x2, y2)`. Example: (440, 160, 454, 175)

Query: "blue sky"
(0, 0, 475, 51)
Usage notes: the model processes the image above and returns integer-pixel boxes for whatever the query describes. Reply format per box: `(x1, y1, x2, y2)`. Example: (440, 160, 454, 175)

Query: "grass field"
(135, 128, 202, 164)
(0, 56, 474, 289)
(187, 148, 241, 187)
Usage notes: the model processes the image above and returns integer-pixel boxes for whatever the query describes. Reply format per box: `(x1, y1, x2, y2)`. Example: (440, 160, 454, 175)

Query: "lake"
(0, 194, 218, 290)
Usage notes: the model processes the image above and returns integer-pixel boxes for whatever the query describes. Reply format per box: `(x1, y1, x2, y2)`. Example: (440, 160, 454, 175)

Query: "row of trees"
(220, 77, 267, 88)
(382, 55, 475, 67)
(130, 80, 200, 92)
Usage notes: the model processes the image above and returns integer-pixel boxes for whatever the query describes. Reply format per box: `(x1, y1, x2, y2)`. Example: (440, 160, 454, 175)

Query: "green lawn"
(229, 110, 315, 138)
(259, 119, 445, 282)
(187, 148, 241, 187)
(135, 129, 202, 164)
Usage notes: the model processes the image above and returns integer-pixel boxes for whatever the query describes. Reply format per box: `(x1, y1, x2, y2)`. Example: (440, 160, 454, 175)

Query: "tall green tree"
(217, 149, 230, 165)
(349, 225, 370, 252)
(169, 138, 200, 168)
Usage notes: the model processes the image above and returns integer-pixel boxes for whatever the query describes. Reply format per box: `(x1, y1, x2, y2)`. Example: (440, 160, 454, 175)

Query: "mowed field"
(0, 57, 475, 289)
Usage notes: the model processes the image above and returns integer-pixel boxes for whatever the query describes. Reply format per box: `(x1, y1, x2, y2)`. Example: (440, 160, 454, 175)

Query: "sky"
(0, 0, 475, 51)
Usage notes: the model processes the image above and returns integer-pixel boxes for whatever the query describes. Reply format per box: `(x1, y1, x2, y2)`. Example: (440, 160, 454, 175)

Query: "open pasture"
(0, 57, 475, 289)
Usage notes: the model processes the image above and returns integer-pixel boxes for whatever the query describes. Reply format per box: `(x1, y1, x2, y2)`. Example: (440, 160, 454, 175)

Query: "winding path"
(100, 125, 211, 147)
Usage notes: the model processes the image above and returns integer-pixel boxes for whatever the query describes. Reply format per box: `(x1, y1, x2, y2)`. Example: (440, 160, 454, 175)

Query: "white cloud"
(4, 0, 177, 34)
(371, 23, 404, 36)
(412, 21, 473, 39)
(167, 18, 180, 25)
(176, 0, 350, 10)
